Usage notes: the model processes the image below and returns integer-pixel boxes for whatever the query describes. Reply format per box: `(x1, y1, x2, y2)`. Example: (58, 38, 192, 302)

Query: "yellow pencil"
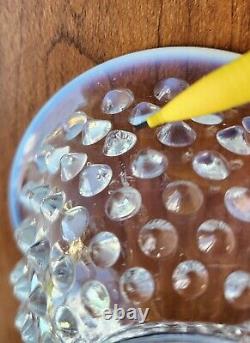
(146, 51, 250, 128)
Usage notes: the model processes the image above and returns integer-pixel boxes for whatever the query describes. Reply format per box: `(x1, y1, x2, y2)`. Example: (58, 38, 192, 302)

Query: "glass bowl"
(8, 47, 250, 343)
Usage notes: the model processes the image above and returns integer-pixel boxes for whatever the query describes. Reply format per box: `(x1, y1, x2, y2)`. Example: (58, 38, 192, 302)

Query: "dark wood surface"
(1, 1, 250, 341)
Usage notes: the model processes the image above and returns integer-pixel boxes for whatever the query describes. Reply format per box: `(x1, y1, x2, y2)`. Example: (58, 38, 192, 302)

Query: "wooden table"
(1, 1, 250, 341)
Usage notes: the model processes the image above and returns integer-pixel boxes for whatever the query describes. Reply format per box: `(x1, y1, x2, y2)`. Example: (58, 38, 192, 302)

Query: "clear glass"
(8, 47, 250, 343)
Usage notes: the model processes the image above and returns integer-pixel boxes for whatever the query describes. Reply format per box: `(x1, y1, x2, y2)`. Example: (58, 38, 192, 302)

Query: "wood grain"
(0, 0, 250, 341)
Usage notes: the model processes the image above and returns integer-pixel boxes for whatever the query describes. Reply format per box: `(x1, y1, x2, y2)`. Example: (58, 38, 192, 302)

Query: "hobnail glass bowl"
(9, 47, 250, 343)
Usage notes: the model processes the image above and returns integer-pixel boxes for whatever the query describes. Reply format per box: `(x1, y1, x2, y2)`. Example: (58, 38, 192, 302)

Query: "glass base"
(102, 322, 248, 342)
(119, 335, 234, 343)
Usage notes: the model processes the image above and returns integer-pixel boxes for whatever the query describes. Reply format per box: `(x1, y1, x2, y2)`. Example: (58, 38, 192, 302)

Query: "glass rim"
(8, 46, 240, 230)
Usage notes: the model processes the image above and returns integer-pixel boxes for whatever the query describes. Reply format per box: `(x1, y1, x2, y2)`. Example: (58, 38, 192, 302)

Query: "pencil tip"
(132, 121, 148, 129)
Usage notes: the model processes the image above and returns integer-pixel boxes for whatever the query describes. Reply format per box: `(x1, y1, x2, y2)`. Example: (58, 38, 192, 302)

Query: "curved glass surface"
(8, 47, 250, 343)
